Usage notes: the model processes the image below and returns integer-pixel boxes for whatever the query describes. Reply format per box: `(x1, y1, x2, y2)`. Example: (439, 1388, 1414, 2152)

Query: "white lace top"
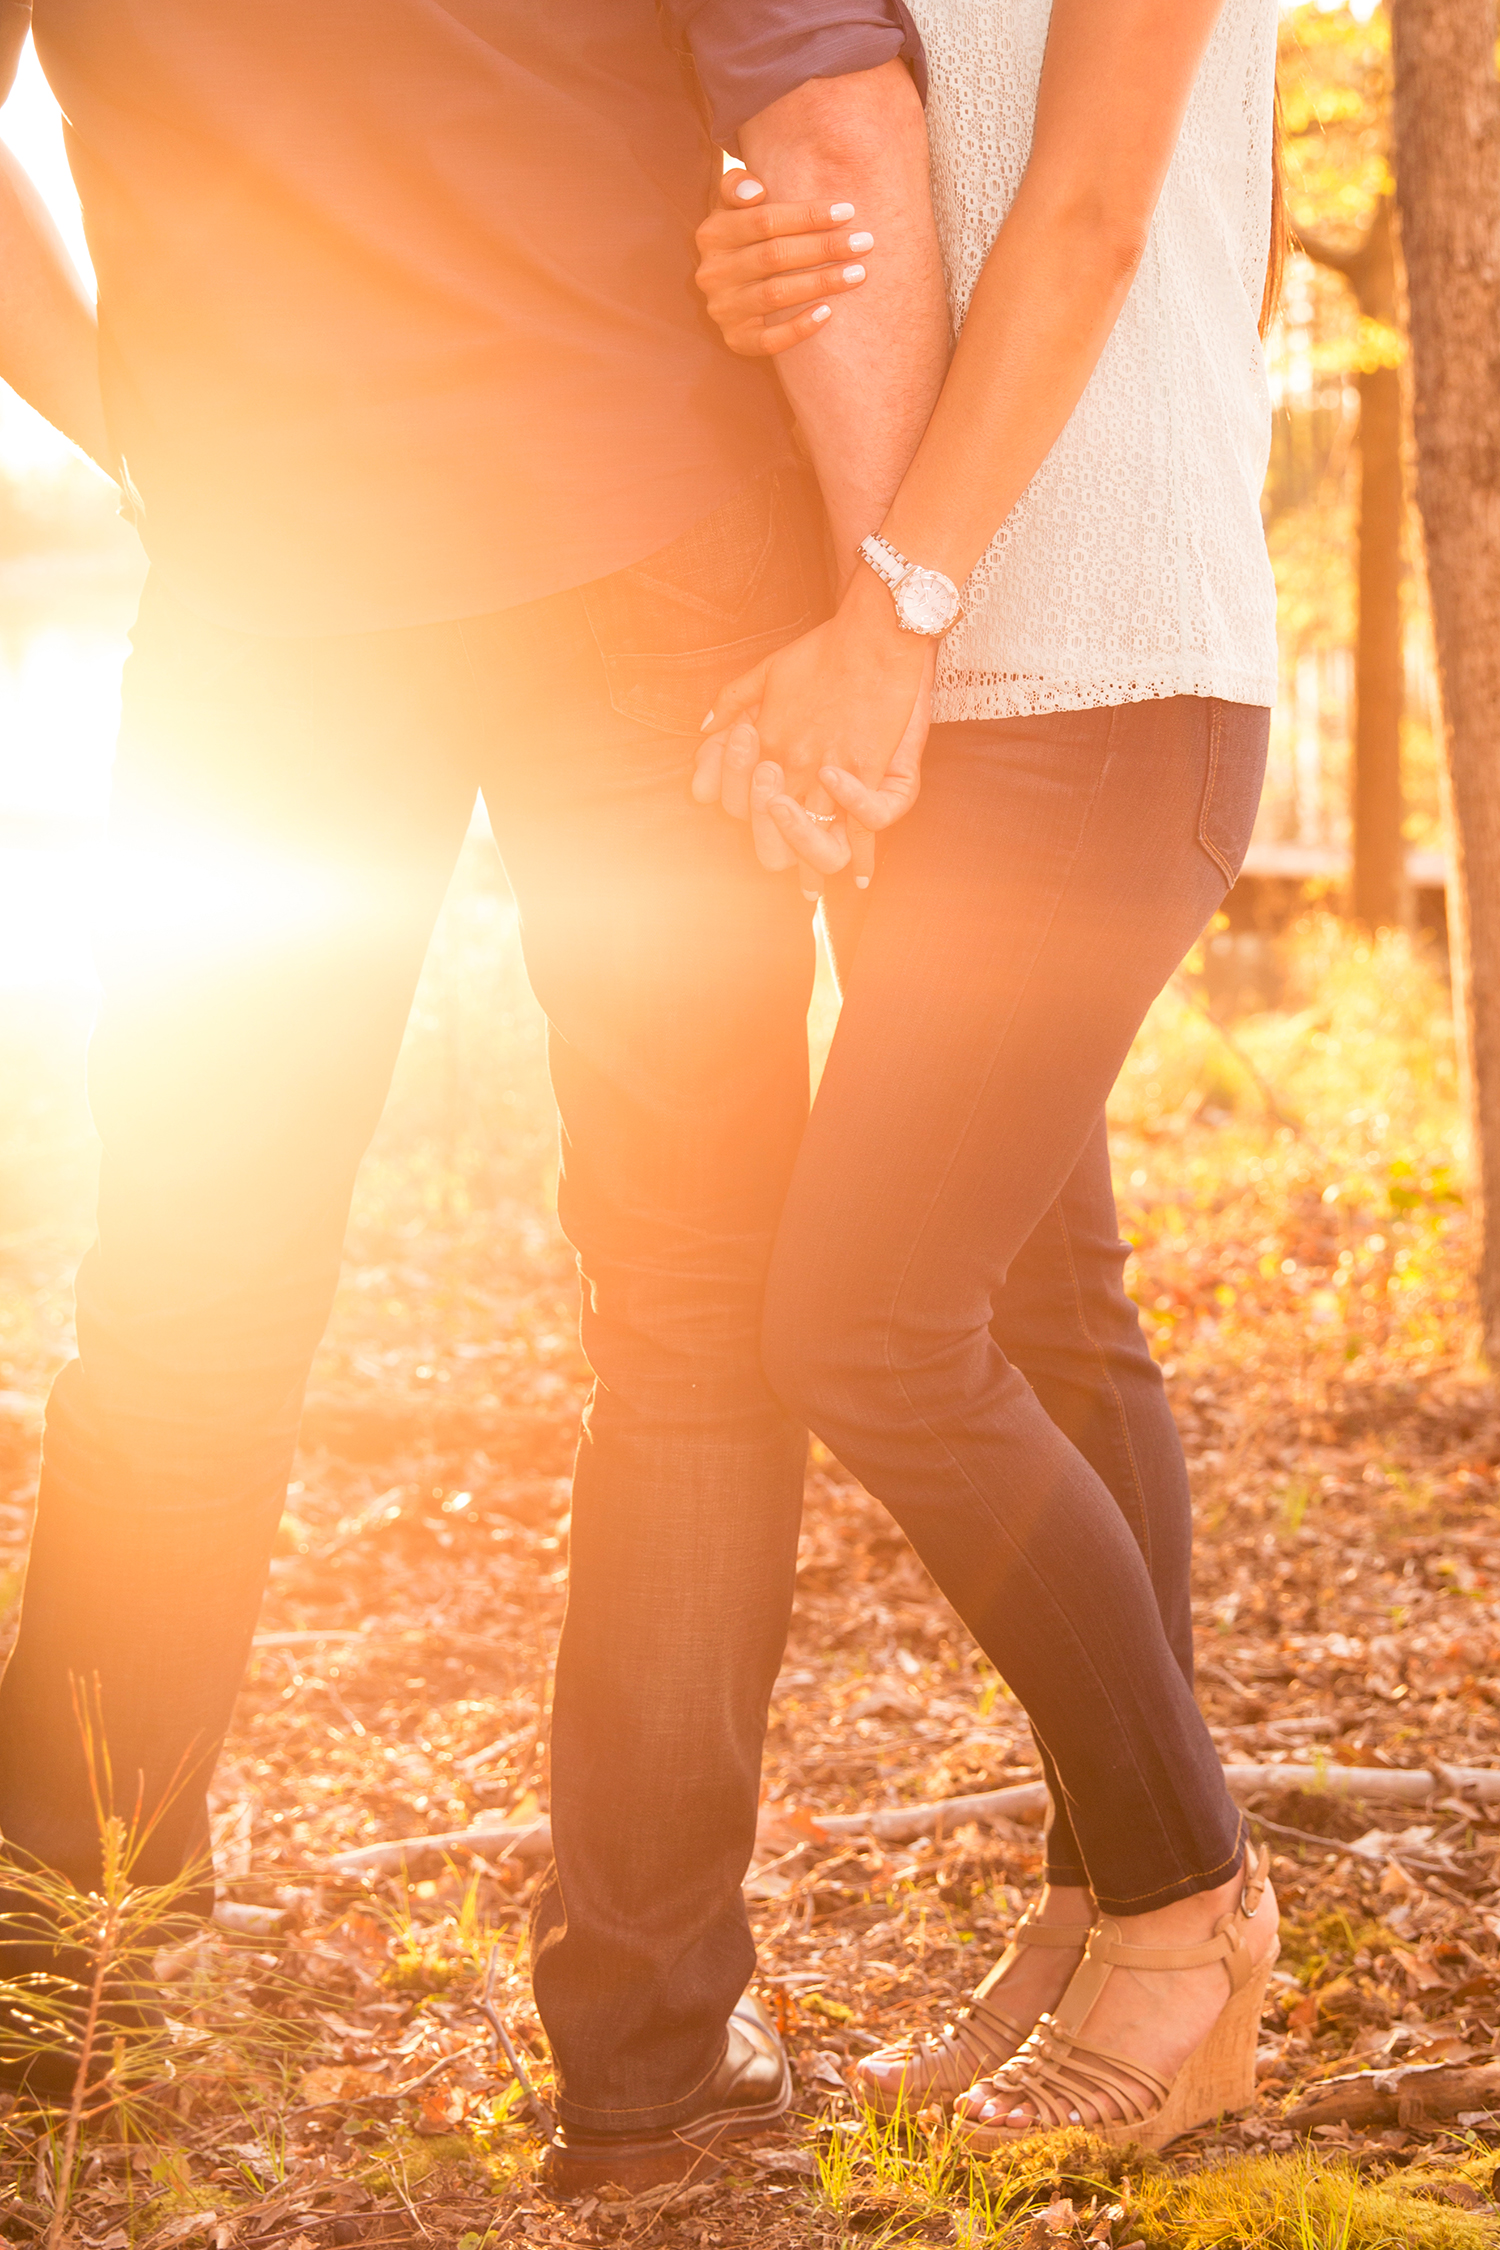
(911, 0, 1280, 721)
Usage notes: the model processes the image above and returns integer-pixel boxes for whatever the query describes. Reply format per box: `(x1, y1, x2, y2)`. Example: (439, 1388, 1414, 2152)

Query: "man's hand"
(695, 170, 875, 358)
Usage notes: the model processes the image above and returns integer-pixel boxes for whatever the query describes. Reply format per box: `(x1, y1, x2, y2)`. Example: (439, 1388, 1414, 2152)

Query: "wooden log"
(323, 1762, 1500, 1879)
(1226, 1762, 1500, 1806)
(816, 1780, 1050, 1842)
(1287, 2057, 1500, 2132)
(329, 1818, 552, 1878)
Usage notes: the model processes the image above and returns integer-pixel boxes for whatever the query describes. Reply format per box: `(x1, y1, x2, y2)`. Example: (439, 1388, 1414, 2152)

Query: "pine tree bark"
(1390, 0, 1500, 1353)
(1298, 202, 1405, 930)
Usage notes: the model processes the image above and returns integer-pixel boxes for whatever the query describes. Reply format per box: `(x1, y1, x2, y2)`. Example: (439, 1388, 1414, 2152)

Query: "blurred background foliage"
(1268, 2, 1441, 881)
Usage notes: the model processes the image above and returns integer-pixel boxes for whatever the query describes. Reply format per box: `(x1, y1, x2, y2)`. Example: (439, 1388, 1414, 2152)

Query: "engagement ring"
(809, 812, 838, 824)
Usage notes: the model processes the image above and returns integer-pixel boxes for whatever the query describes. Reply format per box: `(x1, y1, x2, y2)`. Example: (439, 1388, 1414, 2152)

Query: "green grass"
(804, 2119, 1500, 2250)
(1129, 2150, 1499, 2249)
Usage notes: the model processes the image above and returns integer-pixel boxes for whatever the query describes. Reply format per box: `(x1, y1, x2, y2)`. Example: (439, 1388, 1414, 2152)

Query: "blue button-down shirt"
(667, 0, 925, 145)
(2, 2, 922, 636)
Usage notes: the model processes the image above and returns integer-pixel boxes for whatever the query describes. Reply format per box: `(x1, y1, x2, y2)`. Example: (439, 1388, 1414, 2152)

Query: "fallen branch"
(1287, 2056, 1500, 2132)
(323, 1763, 1500, 1879)
(815, 1779, 1049, 1843)
(1222, 1761, 1500, 1807)
(475, 1943, 554, 2139)
(328, 1818, 552, 1878)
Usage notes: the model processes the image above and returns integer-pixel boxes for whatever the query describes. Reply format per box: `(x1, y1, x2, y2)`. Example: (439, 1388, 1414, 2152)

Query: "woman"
(692, 0, 1282, 2151)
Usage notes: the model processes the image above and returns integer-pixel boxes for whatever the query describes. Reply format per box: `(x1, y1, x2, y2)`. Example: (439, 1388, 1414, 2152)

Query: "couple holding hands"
(0, 0, 1279, 2194)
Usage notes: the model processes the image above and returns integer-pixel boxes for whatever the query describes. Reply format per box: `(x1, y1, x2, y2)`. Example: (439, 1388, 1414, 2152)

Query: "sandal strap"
(1240, 1841, 1271, 1920)
(1013, 1905, 1096, 1951)
(1052, 1850, 1267, 2037)
(971, 1905, 1088, 2007)
(926, 1906, 1090, 2085)
(861, 1907, 1089, 2102)
(954, 1996, 1027, 2079)
(866, 1993, 1027, 2087)
(1087, 1921, 1251, 1985)
(976, 2013, 1172, 2131)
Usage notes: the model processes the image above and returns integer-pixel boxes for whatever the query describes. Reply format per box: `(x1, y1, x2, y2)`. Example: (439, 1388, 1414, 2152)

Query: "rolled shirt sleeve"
(1, 1, 32, 104)
(664, 0, 928, 148)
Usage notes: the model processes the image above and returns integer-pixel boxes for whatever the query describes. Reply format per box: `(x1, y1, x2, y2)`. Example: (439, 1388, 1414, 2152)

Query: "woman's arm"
(709, 0, 1234, 871)
(875, 0, 1226, 587)
(0, 139, 114, 474)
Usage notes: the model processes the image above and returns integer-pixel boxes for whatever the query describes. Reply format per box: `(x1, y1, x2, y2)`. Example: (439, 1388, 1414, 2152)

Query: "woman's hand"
(694, 167, 875, 358)
(694, 571, 935, 884)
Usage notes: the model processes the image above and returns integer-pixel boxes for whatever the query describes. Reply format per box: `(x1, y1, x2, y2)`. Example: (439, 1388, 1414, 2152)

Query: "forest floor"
(3, 843, 1500, 2247)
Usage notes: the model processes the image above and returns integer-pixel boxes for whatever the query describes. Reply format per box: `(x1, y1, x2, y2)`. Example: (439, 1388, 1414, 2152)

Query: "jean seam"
(873, 709, 1189, 1881)
(1093, 1813, 1246, 1910)
(1052, 1194, 1152, 1577)
(1196, 699, 1235, 885)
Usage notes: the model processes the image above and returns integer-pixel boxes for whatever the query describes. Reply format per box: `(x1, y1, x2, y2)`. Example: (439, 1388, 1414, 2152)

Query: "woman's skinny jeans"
(765, 695, 1269, 1916)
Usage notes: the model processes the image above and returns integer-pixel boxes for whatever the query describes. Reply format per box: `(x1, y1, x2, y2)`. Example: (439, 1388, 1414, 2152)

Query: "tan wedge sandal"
(951, 1846, 1277, 2154)
(849, 1906, 1089, 2118)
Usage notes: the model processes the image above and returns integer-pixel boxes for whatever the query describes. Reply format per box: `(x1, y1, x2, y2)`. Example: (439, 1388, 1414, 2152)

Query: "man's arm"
(0, 10, 114, 475)
(738, 61, 950, 579)
(666, 2, 949, 579)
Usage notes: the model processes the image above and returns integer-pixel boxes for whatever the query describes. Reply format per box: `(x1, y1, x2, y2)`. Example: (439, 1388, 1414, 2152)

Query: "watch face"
(896, 566, 960, 635)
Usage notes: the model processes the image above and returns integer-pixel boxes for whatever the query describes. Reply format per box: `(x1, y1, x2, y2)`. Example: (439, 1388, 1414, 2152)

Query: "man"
(0, 0, 947, 2195)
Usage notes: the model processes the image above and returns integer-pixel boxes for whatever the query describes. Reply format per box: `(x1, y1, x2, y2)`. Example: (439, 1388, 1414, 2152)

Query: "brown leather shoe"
(540, 1993, 791, 2198)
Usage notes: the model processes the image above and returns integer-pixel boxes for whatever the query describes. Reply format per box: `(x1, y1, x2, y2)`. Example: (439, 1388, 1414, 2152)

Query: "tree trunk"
(1298, 200, 1406, 929)
(1352, 204, 1405, 930)
(1390, 0, 1500, 1355)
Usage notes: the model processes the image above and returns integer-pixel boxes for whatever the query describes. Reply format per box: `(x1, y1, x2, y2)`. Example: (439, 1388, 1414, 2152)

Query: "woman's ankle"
(1108, 1854, 1276, 1949)
(1036, 1881, 1094, 1928)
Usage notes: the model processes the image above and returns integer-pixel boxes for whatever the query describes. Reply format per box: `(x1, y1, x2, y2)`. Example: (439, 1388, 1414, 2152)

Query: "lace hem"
(932, 666, 1278, 725)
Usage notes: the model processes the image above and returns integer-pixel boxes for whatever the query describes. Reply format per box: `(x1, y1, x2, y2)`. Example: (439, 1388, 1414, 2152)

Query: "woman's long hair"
(1260, 86, 1289, 337)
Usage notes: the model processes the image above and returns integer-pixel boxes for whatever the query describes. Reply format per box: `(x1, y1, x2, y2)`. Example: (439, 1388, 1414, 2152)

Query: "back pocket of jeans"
(580, 470, 817, 736)
(1197, 701, 1270, 885)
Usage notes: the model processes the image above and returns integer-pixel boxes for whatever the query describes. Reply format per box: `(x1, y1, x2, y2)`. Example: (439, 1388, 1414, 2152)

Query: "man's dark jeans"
(0, 468, 827, 2131)
(771, 698, 1271, 1917)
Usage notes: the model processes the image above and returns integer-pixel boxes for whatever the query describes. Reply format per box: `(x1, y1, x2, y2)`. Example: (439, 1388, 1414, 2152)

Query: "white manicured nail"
(830, 202, 855, 221)
(843, 264, 865, 284)
(855, 874, 871, 889)
(810, 305, 832, 324)
(848, 231, 874, 253)
(734, 177, 762, 201)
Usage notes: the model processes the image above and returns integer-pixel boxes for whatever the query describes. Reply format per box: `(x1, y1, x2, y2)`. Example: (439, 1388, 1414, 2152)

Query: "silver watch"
(857, 532, 963, 637)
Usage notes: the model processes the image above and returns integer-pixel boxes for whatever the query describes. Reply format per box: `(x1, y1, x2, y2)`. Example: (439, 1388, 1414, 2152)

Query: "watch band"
(857, 531, 913, 596)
